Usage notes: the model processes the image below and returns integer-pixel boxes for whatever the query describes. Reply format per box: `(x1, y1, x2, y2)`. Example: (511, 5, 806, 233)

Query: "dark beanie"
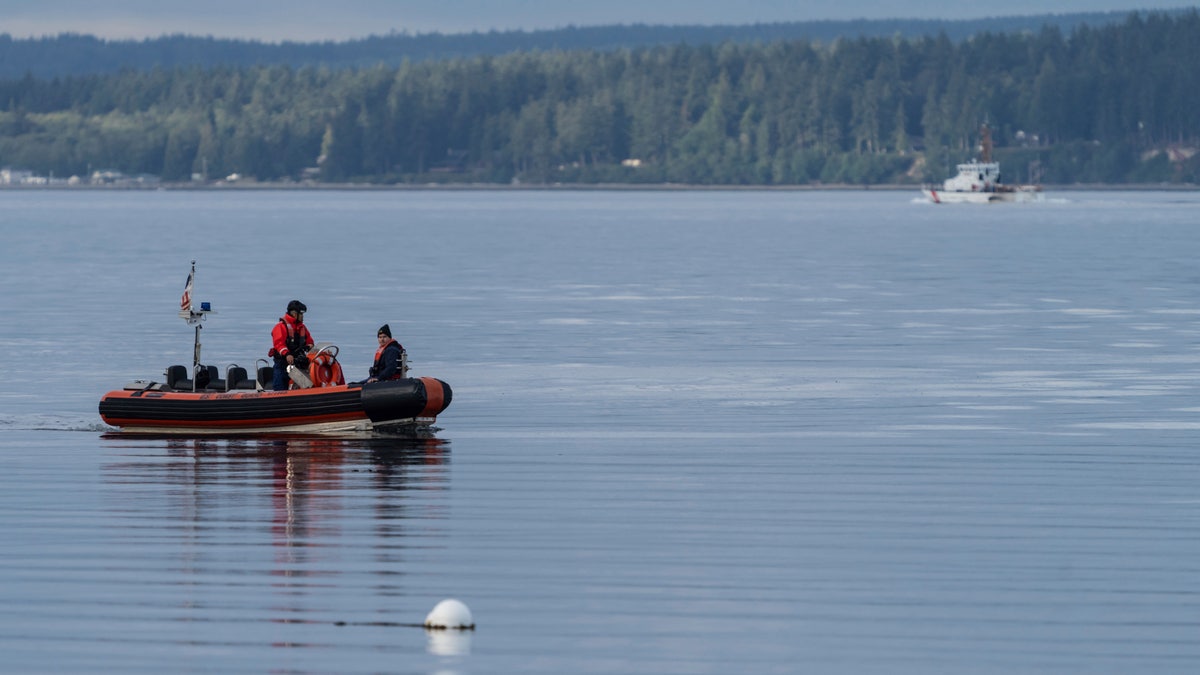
(287, 300, 307, 313)
(378, 324, 391, 338)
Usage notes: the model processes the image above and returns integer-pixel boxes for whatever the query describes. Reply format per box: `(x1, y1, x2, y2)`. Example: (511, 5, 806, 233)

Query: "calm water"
(1, 188, 1199, 673)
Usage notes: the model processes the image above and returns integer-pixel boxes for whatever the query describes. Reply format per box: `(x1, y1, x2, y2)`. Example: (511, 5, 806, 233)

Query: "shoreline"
(1, 182, 1196, 192)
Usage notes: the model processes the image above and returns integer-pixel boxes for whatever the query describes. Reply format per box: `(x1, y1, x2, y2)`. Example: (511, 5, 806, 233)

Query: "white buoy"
(424, 599, 474, 630)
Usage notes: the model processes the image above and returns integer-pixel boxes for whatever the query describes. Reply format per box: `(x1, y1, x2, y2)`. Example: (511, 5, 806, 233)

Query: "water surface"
(1, 189, 1198, 673)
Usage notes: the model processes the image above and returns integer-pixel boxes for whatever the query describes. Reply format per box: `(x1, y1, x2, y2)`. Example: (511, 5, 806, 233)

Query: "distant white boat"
(922, 125, 1042, 204)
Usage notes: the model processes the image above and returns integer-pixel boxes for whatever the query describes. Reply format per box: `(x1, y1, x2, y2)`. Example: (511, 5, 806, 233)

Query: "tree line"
(0, 11, 1198, 186)
(0, 10, 1159, 79)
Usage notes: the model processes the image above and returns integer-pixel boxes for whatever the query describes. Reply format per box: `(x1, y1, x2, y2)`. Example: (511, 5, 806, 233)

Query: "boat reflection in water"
(99, 434, 454, 655)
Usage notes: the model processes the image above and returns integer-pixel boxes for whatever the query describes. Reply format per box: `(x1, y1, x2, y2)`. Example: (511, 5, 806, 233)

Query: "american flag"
(180, 271, 193, 313)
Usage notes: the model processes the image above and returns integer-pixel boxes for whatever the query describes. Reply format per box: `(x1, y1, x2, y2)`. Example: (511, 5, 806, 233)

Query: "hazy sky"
(2, 1, 1194, 41)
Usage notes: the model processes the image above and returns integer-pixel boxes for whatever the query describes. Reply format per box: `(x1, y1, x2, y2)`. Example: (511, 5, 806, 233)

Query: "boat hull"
(923, 187, 1041, 204)
(99, 377, 451, 435)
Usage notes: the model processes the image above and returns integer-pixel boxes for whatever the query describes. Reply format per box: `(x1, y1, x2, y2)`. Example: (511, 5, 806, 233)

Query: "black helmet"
(287, 300, 307, 313)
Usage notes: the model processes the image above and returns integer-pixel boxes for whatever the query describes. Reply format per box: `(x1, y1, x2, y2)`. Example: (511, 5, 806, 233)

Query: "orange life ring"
(308, 351, 345, 388)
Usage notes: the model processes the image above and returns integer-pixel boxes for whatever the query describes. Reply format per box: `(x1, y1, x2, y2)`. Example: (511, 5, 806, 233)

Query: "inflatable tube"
(360, 378, 453, 423)
(99, 376, 452, 434)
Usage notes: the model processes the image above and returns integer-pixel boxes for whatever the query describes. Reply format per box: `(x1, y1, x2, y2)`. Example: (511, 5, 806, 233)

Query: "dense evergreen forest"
(0, 11, 1164, 79)
(1, 11, 1198, 186)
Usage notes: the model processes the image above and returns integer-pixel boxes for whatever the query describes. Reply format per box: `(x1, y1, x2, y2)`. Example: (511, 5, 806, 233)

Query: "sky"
(1, 0, 1194, 42)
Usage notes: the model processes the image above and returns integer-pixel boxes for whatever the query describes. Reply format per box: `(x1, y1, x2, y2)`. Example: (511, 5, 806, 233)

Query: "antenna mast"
(179, 260, 215, 391)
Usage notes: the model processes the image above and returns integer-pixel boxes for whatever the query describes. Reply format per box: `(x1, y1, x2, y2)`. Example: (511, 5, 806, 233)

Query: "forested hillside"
(0, 10, 1164, 79)
(1, 11, 1197, 186)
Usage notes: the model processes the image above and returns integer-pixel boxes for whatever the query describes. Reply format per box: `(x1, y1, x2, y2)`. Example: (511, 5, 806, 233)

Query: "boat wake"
(0, 413, 112, 433)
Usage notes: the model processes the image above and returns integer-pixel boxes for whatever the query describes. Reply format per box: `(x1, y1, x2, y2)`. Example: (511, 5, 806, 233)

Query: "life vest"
(269, 315, 312, 358)
(370, 339, 405, 380)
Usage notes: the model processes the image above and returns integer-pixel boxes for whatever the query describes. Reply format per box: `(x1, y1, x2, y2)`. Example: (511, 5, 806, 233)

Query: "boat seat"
(165, 364, 194, 391)
(166, 364, 224, 391)
(257, 366, 274, 390)
(226, 365, 258, 391)
(203, 365, 226, 391)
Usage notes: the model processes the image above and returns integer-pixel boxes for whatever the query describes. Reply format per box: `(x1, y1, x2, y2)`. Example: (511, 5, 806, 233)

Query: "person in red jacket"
(269, 300, 315, 390)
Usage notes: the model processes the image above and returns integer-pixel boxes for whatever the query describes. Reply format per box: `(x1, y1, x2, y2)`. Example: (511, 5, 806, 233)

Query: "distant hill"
(2, 10, 1198, 186)
(0, 9, 1188, 79)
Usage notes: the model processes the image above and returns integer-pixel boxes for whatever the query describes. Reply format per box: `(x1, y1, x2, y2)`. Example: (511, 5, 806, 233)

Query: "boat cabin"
(942, 160, 1002, 193)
